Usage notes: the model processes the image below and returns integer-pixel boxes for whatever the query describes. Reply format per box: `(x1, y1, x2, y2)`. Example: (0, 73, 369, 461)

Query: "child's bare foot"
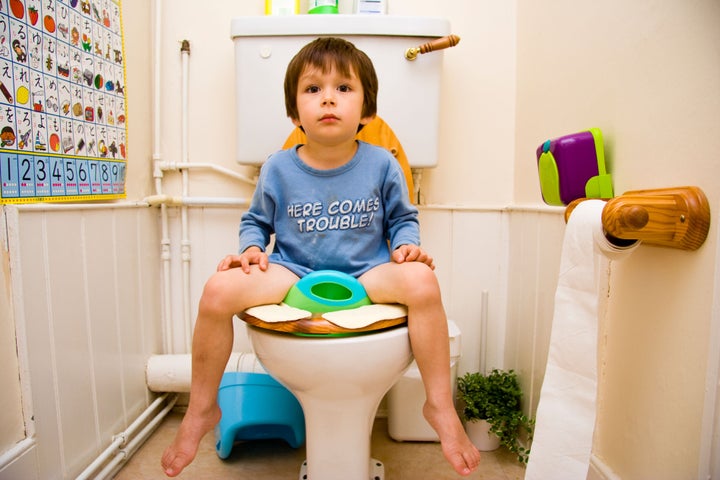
(161, 404, 222, 477)
(424, 402, 481, 476)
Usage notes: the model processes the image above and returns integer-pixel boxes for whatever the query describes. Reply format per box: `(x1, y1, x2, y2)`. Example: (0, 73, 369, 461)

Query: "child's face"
(292, 64, 374, 145)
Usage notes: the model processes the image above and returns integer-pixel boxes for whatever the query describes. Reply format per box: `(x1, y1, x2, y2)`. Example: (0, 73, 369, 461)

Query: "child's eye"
(337, 84, 351, 93)
(306, 85, 320, 94)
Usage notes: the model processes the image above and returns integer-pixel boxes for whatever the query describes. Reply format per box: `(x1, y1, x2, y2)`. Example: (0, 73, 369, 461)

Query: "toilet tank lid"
(231, 15, 450, 39)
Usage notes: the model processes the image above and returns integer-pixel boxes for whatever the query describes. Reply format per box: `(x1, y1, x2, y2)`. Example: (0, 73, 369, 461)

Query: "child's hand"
(392, 244, 435, 270)
(217, 246, 269, 273)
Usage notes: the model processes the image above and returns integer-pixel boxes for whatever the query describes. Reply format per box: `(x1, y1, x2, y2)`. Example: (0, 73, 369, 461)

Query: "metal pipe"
(143, 194, 250, 208)
(146, 352, 266, 392)
(0, 438, 35, 471)
(180, 39, 193, 352)
(75, 393, 174, 480)
(480, 290, 489, 374)
(96, 394, 179, 479)
(76, 437, 124, 480)
(157, 161, 257, 185)
(150, 0, 174, 354)
(411, 168, 422, 205)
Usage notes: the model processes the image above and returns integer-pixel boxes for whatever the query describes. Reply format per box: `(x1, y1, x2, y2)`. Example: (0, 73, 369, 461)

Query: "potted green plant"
(457, 368, 535, 464)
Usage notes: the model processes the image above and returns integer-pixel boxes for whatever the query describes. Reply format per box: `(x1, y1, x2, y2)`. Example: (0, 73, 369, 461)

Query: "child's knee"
(406, 261, 438, 284)
(199, 274, 236, 314)
(402, 264, 441, 302)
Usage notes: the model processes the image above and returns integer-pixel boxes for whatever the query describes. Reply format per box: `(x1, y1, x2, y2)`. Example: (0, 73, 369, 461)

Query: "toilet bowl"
(240, 271, 413, 480)
(249, 325, 411, 480)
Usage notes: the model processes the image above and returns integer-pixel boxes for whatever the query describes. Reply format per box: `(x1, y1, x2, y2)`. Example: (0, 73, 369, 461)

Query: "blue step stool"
(215, 372, 306, 459)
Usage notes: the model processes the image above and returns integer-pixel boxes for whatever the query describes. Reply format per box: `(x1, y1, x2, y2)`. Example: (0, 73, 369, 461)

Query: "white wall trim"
(14, 201, 149, 211)
(420, 202, 564, 214)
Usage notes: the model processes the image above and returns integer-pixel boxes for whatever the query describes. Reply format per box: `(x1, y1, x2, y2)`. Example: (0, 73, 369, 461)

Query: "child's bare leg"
(161, 264, 298, 477)
(360, 262, 481, 476)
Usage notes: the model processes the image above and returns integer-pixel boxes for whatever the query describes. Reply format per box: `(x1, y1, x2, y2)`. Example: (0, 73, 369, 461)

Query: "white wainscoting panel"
(7, 206, 162, 480)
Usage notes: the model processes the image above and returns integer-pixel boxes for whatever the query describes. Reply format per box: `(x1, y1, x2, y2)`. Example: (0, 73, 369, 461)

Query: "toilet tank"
(230, 15, 450, 168)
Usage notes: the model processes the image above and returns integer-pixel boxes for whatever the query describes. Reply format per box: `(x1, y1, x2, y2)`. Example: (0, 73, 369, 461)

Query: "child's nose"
(322, 92, 335, 105)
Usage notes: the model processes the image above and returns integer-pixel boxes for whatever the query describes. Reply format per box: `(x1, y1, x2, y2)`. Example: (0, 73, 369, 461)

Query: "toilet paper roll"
(526, 200, 639, 479)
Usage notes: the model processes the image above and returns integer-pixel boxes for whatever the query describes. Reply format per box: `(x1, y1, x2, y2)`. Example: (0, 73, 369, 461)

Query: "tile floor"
(114, 411, 526, 480)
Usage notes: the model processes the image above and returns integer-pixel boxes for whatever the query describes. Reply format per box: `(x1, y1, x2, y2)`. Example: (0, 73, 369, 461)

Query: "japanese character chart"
(0, 0, 127, 203)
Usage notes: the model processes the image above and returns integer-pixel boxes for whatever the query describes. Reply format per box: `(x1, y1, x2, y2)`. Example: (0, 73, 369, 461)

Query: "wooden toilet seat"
(240, 310, 407, 336)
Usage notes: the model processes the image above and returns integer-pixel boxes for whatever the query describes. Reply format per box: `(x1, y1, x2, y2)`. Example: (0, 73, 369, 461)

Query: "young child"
(161, 36, 481, 477)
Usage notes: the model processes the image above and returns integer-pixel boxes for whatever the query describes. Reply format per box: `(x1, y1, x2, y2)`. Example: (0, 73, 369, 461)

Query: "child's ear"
(360, 114, 376, 127)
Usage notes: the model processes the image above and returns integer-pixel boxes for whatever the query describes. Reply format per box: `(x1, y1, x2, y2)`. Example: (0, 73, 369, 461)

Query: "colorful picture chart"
(0, 0, 126, 204)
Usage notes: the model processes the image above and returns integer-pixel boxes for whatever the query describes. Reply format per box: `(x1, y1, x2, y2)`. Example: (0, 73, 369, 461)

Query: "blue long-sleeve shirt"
(239, 141, 420, 278)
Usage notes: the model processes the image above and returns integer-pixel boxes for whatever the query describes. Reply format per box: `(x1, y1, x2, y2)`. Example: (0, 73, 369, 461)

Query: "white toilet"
(240, 270, 412, 480)
(248, 324, 411, 480)
(231, 14, 452, 480)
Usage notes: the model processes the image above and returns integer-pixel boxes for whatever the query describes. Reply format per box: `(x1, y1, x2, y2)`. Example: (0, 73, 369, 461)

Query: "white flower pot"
(466, 419, 501, 451)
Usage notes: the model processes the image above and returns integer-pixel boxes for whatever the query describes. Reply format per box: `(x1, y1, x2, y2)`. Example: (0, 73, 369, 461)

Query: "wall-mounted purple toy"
(536, 128, 613, 206)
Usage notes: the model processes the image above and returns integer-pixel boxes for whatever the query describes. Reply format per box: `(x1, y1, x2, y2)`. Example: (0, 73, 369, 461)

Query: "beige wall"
(515, 0, 720, 478)
(123, 1, 154, 200)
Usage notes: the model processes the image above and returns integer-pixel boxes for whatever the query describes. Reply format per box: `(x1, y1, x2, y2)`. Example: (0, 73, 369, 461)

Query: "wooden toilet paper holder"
(564, 186, 711, 251)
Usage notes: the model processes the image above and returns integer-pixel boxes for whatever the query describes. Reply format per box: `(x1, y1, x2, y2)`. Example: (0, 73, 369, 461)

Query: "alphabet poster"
(0, 0, 126, 204)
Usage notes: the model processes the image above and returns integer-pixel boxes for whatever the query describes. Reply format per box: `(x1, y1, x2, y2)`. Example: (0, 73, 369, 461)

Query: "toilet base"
(299, 458, 384, 480)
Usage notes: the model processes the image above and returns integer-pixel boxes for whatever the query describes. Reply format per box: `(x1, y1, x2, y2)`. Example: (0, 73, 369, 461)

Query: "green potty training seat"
(283, 270, 372, 313)
(215, 372, 305, 459)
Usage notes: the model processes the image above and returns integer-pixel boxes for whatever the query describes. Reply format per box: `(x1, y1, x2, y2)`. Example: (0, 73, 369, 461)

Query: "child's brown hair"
(284, 37, 378, 123)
